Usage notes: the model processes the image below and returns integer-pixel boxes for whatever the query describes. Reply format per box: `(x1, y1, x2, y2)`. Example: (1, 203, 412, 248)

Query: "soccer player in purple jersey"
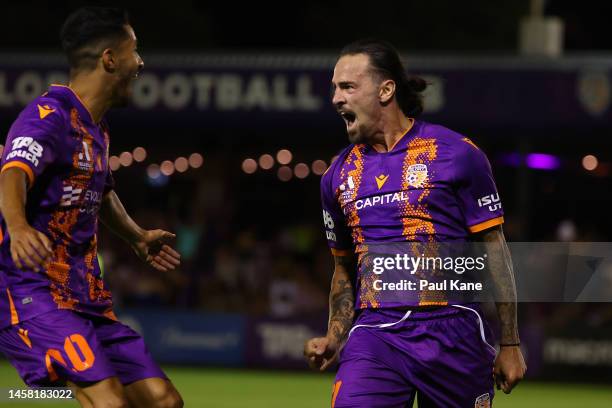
(0, 7, 183, 408)
(304, 40, 526, 407)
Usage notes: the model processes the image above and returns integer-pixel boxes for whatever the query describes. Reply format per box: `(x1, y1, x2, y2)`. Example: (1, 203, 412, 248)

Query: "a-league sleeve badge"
(474, 393, 491, 408)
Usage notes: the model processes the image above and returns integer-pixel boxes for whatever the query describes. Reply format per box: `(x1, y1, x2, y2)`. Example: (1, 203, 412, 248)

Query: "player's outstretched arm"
(99, 190, 181, 272)
(478, 225, 527, 394)
(304, 254, 356, 371)
(0, 168, 52, 271)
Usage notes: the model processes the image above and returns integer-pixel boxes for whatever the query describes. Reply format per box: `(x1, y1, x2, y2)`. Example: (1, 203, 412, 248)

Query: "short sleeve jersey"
(0, 85, 116, 328)
(320, 120, 504, 308)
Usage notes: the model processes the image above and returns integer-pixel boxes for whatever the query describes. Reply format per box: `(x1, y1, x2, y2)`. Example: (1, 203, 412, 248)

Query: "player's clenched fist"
(494, 346, 527, 394)
(9, 224, 52, 272)
(304, 336, 339, 371)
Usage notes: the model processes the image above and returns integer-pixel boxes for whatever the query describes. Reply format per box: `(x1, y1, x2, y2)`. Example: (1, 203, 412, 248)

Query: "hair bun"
(406, 77, 427, 92)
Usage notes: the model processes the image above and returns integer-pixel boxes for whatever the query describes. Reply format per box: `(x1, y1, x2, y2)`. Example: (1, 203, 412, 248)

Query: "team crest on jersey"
(405, 163, 428, 188)
(77, 141, 93, 171)
(474, 393, 490, 408)
(338, 176, 355, 202)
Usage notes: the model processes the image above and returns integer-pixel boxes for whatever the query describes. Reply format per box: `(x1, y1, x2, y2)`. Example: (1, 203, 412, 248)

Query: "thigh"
(406, 307, 496, 408)
(92, 317, 167, 385)
(68, 377, 127, 408)
(333, 327, 415, 408)
(0, 310, 115, 387)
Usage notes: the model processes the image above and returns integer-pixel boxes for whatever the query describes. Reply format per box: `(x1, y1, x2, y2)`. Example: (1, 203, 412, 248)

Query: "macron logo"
(37, 104, 56, 119)
(375, 174, 389, 189)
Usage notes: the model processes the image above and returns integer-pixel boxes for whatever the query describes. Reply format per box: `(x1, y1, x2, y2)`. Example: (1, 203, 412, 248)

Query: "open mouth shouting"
(339, 110, 357, 131)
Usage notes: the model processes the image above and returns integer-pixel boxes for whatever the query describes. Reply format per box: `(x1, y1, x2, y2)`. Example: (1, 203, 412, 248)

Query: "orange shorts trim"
(6, 288, 19, 325)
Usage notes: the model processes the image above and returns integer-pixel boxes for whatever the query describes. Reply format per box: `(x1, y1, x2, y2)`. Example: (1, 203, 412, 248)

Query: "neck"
(68, 71, 112, 123)
(370, 109, 413, 153)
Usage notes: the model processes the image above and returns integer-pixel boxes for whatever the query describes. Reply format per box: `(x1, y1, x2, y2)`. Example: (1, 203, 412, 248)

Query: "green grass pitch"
(0, 361, 611, 407)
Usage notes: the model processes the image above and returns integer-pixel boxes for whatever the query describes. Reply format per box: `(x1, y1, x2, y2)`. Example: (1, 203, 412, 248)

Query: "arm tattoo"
(328, 255, 356, 344)
(482, 227, 520, 344)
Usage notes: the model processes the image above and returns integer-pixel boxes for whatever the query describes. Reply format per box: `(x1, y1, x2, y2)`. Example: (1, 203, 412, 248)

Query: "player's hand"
(8, 223, 53, 272)
(304, 336, 339, 371)
(494, 346, 527, 394)
(132, 229, 181, 272)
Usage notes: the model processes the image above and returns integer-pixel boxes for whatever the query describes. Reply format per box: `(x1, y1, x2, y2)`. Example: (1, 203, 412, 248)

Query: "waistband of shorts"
(357, 303, 482, 322)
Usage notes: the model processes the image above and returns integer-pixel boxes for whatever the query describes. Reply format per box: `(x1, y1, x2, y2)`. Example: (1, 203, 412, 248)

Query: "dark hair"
(339, 39, 427, 117)
(60, 7, 130, 70)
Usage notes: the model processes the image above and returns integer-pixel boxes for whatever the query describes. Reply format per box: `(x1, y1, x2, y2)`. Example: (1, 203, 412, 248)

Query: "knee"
(150, 384, 184, 408)
(160, 391, 183, 408)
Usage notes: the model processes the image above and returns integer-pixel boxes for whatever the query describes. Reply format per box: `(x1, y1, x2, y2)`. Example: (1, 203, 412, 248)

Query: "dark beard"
(347, 131, 367, 145)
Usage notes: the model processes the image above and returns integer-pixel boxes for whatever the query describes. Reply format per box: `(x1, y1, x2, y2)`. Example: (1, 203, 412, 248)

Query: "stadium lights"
(242, 158, 258, 174)
(259, 154, 274, 170)
(109, 155, 121, 171)
(243, 154, 330, 180)
(312, 160, 327, 176)
(146, 163, 161, 178)
(119, 151, 133, 167)
(278, 165, 293, 181)
(499, 152, 561, 171)
(189, 153, 204, 169)
(294, 163, 310, 179)
(133, 147, 147, 162)
(175, 157, 189, 173)
(160, 160, 175, 176)
(276, 149, 292, 165)
(582, 155, 598, 171)
(525, 153, 560, 170)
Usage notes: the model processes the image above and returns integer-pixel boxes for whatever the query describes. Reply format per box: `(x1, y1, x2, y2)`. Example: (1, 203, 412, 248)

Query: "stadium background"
(1, 0, 611, 406)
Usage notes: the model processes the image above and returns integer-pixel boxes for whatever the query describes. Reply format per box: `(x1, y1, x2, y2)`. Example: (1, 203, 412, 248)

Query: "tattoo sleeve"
(327, 254, 356, 345)
(481, 226, 520, 344)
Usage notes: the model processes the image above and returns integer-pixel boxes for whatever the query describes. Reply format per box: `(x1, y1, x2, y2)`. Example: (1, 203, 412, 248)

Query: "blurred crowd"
(99, 159, 330, 317)
(98, 154, 612, 332)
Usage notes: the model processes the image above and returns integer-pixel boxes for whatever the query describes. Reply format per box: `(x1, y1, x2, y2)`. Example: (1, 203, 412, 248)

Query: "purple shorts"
(0, 309, 166, 387)
(332, 305, 496, 408)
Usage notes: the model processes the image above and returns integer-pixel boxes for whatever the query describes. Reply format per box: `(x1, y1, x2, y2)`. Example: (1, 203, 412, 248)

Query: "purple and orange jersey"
(321, 119, 504, 308)
(0, 85, 116, 328)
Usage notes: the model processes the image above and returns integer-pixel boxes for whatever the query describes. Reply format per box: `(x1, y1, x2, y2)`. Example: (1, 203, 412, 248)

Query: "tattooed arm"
(479, 225, 526, 393)
(304, 254, 356, 371)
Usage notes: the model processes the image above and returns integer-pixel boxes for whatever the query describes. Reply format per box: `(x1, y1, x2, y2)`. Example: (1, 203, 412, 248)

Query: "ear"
(379, 79, 396, 104)
(101, 48, 116, 73)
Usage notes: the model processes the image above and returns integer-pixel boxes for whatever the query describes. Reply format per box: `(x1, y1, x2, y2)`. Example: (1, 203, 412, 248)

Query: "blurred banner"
(520, 321, 612, 382)
(245, 314, 326, 369)
(1, 54, 611, 129)
(117, 308, 611, 382)
(118, 309, 246, 366)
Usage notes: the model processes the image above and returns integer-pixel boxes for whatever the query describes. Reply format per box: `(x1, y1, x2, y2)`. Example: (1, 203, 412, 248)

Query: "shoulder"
(9, 92, 70, 137)
(419, 121, 488, 158)
(418, 121, 470, 148)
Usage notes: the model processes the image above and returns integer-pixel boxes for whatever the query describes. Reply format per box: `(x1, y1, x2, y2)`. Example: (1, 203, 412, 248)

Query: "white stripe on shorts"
(347, 310, 412, 339)
(451, 304, 497, 355)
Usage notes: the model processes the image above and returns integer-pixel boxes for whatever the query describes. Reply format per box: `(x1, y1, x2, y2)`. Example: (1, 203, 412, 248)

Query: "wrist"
(128, 226, 146, 245)
(6, 219, 29, 234)
(324, 333, 341, 347)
